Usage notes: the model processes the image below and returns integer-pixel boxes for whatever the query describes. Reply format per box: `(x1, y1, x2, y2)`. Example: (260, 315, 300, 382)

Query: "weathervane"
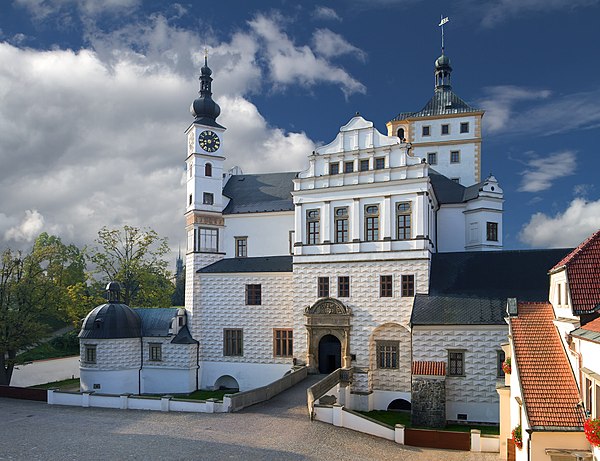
(439, 15, 449, 55)
(204, 47, 209, 61)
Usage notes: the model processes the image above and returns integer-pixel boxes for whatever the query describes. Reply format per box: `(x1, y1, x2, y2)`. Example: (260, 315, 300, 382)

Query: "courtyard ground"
(0, 374, 500, 460)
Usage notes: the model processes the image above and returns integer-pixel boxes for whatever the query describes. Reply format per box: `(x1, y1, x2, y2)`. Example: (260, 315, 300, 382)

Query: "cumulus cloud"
(248, 14, 366, 97)
(312, 29, 367, 61)
(518, 151, 576, 193)
(313, 6, 342, 21)
(520, 198, 600, 247)
(15, 0, 140, 20)
(5, 210, 45, 243)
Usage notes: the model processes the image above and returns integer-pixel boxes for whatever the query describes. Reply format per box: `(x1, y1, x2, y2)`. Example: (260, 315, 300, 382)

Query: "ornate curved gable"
(305, 297, 351, 316)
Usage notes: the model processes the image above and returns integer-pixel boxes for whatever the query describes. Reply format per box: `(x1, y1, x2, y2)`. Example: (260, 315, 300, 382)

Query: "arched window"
(397, 128, 405, 141)
(205, 163, 212, 177)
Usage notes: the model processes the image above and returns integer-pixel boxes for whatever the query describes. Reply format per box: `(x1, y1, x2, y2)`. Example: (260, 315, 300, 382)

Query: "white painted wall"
(223, 212, 294, 257)
(436, 205, 465, 252)
(198, 361, 292, 391)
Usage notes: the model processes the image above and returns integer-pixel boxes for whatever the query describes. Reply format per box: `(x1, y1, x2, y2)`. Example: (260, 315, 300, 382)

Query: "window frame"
(330, 162, 339, 175)
(205, 163, 212, 177)
(486, 222, 499, 242)
(203, 192, 214, 205)
(245, 284, 262, 305)
(197, 227, 219, 252)
(223, 329, 243, 357)
(235, 236, 248, 258)
(448, 350, 465, 377)
(364, 204, 379, 242)
(497, 350, 506, 378)
(359, 159, 370, 172)
(401, 274, 415, 297)
(84, 345, 97, 364)
(427, 152, 437, 165)
(149, 343, 162, 362)
(450, 150, 460, 163)
(396, 202, 411, 240)
(334, 207, 349, 243)
(377, 341, 399, 369)
(460, 122, 469, 133)
(380, 275, 393, 297)
(306, 209, 320, 245)
(318, 276, 330, 298)
(338, 276, 350, 298)
(273, 329, 293, 358)
(422, 125, 431, 137)
(441, 124, 450, 135)
(344, 161, 354, 173)
(375, 157, 385, 170)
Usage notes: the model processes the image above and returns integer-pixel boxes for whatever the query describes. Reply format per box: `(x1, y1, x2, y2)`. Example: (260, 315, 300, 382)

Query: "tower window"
(364, 205, 379, 241)
(375, 157, 385, 170)
(344, 161, 354, 173)
(380, 275, 393, 297)
(205, 163, 212, 177)
(198, 227, 218, 252)
(487, 222, 498, 242)
(397, 127, 405, 140)
(203, 192, 214, 205)
(427, 152, 437, 165)
(318, 277, 329, 298)
(450, 151, 460, 163)
(330, 162, 339, 175)
(189, 194, 193, 206)
(189, 163, 193, 178)
(235, 237, 247, 258)
(334, 207, 349, 243)
(360, 159, 369, 171)
(460, 122, 469, 133)
(306, 209, 320, 245)
(84, 345, 97, 364)
(441, 124, 450, 135)
(422, 126, 430, 137)
(397, 202, 411, 240)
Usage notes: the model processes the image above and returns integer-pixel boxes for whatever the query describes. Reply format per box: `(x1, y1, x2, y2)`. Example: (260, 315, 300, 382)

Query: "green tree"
(89, 226, 173, 307)
(0, 233, 86, 385)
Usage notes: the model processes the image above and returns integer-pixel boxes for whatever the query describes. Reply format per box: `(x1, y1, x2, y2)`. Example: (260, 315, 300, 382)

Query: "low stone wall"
(307, 368, 342, 417)
(411, 376, 445, 428)
(0, 385, 47, 402)
(227, 366, 308, 412)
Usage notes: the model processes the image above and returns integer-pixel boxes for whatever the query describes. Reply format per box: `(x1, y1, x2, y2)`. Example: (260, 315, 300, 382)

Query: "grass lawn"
(173, 389, 238, 401)
(30, 378, 80, 390)
(358, 410, 499, 435)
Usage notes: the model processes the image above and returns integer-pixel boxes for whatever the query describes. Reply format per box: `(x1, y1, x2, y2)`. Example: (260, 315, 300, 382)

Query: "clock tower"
(184, 56, 226, 310)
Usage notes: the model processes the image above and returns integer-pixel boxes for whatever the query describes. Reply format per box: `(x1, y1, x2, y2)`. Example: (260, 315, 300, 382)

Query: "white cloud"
(518, 151, 576, 193)
(248, 14, 366, 97)
(5, 210, 45, 243)
(313, 6, 342, 21)
(15, 0, 140, 20)
(312, 29, 367, 61)
(520, 198, 600, 247)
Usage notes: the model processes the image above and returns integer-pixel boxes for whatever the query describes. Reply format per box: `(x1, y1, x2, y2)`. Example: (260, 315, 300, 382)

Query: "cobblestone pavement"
(0, 376, 500, 461)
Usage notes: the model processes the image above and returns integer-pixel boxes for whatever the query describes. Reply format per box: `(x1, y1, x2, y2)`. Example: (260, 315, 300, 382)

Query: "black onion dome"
(79, 282, 141, 339)
(435, 54, 451, 70)
(190, 56, 224, 129)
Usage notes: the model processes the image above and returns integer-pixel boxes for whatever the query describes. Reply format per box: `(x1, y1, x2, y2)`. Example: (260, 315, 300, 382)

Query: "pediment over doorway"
(305, 298, 352, 316)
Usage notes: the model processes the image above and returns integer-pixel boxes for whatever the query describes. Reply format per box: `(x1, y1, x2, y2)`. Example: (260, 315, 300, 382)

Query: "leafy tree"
(89, 226, 173, 307)
(0, 233, 86, 385)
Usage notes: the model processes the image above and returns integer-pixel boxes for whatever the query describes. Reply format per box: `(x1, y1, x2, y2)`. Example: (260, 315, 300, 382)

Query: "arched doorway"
(214, 375, 239, 391)
(318, 334, 341, 374)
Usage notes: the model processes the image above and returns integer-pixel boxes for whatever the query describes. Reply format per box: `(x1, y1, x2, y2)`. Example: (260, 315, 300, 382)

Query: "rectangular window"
(377, 341, 399, 369)
(203, 192, 214, 205)
(427, 152, 437, 165)
(246, 284, 261, 305)
(365, 205, 379, 241)
(450, 151, 460, 163)
(224, 329, 243, 356)
(564, 284, 568, 306)
(397, 202, 411, 240)
(306, 209, 320, 245)
(274, 329, 293, 357)
(360, 159, 369, 171)
(586, 377, 593, 413)
(441, 124, 450, 135)
(486, 222, 498, 242)
(334, 207, 349, 243)
(288, 230, 295, 255)
(189, 194, 193, 205)
(85, 345, 96, 364)
(375, 157, 385, 170)
(401, 274, 415, 297)
(497, 350, 506, 378)
(557, 283, 562, 306)
(422, 125, 430, 136)
(338, 276, 350, 298)
(198, 228, 218, 252)
(330, 162, 339, 175)
(235, 237, 247, 258)
(149, 343, 162, 361)
(448, 351, 465, 376)
(460, 122, 469, 133)
(344, 161, 354, 173)
(380, 275, 393, 297)
(318, 277, 329, 298)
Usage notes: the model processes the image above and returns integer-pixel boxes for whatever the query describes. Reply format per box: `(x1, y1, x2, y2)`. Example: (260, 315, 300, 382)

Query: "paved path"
(10, 355, 79, 387)
(0, 376, 500, 461)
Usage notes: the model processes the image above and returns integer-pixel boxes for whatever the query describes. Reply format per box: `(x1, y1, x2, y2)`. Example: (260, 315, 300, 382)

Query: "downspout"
(526, 429, 533, 461)
(196, 340, 199, 390)
(139, 336, 143, 395)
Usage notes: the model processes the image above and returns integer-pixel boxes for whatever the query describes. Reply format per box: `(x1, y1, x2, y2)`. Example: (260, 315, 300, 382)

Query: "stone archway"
(304, 298, 352, 373)
(318, 334, 341, 374)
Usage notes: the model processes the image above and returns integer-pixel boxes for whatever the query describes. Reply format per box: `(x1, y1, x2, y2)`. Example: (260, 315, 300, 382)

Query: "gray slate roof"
(429, 170, 487, 204)
(79, 303, 142, 339)
(392, 89, 480, 121)
(223, 172, 298, 214)
(571, 328, 600, 344)
(411, 295, 506, 325)
(135, 308, 178, 336)
(430, 249, 573, 301)
(198, 256, 293, 273)
(171, 325, 198, 344)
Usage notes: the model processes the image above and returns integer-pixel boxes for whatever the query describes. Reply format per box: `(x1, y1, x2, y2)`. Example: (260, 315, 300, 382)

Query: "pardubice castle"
(79, 50, 569, 424)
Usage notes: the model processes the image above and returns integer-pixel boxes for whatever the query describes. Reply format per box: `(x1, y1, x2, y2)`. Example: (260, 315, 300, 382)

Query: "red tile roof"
(551, 229, 600, 315)
(510, 302, 585, 429)
(581, 316, 600, 334)
(412, 361, 446, 376)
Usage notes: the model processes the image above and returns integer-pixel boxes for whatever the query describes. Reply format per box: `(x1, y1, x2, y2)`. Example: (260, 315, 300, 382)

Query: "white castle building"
(79, 51, 569, 424)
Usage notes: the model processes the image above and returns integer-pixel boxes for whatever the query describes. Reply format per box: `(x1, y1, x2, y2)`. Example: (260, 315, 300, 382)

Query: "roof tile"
(412, 361, 446, 376)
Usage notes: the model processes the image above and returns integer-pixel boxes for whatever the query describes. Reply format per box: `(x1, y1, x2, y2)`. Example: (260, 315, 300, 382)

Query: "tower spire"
(190, 50, 223, 128)
(435, 16, 452, 91)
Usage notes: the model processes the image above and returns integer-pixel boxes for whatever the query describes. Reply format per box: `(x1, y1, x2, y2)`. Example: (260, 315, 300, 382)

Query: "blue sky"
(0, 0, 599, 257)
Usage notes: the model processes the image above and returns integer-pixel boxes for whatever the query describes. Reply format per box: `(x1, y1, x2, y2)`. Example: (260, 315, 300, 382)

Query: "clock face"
(198, 130, 220, 153)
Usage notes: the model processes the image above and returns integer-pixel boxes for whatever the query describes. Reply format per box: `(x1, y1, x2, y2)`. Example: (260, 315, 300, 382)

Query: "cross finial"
(438, 15, 449, 55)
